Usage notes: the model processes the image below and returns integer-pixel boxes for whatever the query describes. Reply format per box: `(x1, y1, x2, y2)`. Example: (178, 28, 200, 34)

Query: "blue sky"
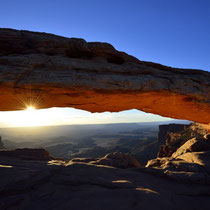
(1, 0, 210, 70)
(0, 0, 209, 126)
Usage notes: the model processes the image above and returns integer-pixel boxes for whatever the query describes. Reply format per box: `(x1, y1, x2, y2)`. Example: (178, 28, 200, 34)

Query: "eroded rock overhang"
(0, 28, 210, 124)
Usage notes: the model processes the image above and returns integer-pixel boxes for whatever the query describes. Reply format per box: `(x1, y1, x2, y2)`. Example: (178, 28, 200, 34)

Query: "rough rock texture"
(1, 150, 210, 209)
(158, 123, 210, 157)
(146, 124, 210, 184)
(71, 152, 143, 169)
(0, 28, 210, 123)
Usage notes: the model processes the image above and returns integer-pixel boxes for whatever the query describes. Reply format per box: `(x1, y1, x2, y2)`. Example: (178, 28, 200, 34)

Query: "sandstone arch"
(0, 28, 209, 124)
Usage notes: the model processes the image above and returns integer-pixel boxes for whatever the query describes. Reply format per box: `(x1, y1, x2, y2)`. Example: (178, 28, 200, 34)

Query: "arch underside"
(0, 28, 209, 124)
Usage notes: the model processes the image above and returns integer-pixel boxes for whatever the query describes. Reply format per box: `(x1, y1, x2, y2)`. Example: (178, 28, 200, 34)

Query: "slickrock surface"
(0, 149, 210, 210)
(0, 28, 210, 123)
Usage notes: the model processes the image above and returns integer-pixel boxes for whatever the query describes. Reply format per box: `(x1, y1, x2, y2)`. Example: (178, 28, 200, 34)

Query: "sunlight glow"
(26, 106, 36, 111)
(0, 108, 175, 128)
(12, 108, 43, 127)
(4, 107, 56, 127)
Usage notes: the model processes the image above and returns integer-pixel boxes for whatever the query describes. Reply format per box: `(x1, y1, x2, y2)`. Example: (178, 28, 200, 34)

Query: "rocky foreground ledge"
(0, 151, 209, 210)
(0, 28, 210, 123)
(0, 124, 210, 210)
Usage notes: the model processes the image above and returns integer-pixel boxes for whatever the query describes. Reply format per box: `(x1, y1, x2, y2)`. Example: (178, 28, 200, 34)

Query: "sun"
(26, 106, 36, 111)
(6, 106, 46, 127)
(2, 106, 62, 127)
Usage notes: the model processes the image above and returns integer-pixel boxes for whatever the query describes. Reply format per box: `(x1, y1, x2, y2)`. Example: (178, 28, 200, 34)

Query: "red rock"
(0, 28, 209, 123)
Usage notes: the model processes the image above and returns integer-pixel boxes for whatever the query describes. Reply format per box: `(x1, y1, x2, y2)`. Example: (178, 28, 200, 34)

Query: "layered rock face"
(158, 123, 209, 157)
(157, 124, 189, 144)
(0, 28, 210, 123)
(131, 123, 191, 165)
(146, 123, 210, 184)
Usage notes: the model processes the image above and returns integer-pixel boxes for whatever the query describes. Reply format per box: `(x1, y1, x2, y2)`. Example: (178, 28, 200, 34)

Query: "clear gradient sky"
(0, 0, 209, 127)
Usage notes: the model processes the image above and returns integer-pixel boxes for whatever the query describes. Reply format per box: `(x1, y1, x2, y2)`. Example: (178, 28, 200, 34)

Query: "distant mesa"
(0, 148, 52, 161)
(0, 28, 209, 123)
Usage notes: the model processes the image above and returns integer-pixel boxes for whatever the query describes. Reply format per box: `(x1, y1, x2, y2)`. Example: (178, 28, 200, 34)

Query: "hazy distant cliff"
(132, 123, 190, 165)
(157, 124, 189, 144)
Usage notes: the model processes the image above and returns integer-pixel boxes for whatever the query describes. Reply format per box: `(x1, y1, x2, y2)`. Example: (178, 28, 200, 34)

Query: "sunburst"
(26, 106, 36, 111)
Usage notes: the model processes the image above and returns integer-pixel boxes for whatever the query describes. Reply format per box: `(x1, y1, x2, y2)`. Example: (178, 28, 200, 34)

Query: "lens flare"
(26, 106, 36, 111)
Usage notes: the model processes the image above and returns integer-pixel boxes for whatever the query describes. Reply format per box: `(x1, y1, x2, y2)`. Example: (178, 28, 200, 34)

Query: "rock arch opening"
(0, 28, 209, 124)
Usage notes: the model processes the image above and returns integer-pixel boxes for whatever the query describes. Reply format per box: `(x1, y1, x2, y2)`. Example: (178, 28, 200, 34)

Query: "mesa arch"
(0, 28, 210, 124)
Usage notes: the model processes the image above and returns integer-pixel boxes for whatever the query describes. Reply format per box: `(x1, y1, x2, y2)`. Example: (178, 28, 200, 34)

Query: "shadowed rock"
(0, 28, 210, 123)
(1, 149, 210, 209)
(0, 148, 53, 161)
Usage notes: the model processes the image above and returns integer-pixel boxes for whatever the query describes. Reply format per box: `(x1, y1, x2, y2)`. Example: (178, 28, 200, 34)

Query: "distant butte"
(0, 28, 209, 123)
